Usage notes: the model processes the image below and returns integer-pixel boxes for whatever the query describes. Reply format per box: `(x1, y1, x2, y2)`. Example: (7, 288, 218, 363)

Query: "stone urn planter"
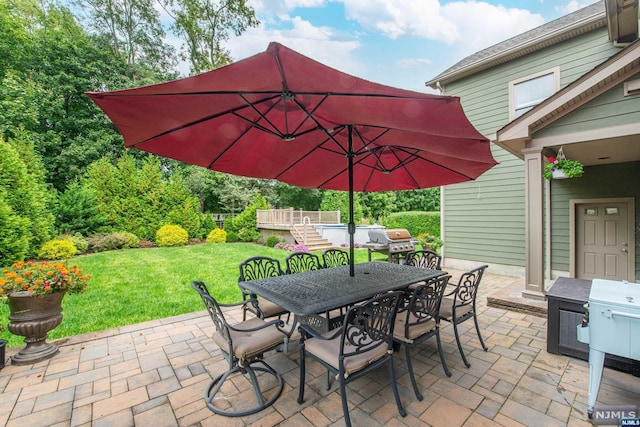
(7, 291, 65, 365)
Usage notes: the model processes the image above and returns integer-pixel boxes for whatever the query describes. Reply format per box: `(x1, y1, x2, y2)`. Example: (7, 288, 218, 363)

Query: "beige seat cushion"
(439, 297, 472, 320)
(393, 310, 436, 343)
(305, 330, 388, 377)
(213, 317, 284, 365)
(407, 281, 426, 290)
(257, 298, 288, 318)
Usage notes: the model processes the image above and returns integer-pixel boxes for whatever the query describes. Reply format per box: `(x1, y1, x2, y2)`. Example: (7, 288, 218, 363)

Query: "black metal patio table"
(238, 261, 445, 324)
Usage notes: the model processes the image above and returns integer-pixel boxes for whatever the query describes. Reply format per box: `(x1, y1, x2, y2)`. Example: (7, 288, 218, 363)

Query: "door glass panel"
(605, 207, 618, 215)
(585, 208, 597, 215)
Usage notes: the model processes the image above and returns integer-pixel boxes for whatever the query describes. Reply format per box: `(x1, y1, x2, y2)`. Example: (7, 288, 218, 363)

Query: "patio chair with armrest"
(191, 281, 285, 417)
(238, 256, 289, 321)
(437, 265, 489, 367)
(297, 290, 406, 427)
(322, 248, 350, 268)
(393, 275, 451, 401)
(285, 250, 344, 333)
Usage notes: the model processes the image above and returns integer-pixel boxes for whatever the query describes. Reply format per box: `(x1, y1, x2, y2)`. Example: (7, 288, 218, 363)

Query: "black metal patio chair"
(393, 275, 451, 400)
(297, 290, 405, 427)
(321, 248, 350, 268)
(405, 249, 444, 291)
(438, 265, 489, 367)
(238, 256, 289, 321)
(191, 281, 285, 417)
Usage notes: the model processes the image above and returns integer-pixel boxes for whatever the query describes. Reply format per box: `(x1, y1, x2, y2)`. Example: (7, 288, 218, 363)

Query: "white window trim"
(508, 67, 560, 122)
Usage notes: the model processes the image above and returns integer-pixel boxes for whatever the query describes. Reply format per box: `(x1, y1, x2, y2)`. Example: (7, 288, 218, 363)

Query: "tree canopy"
(0, 0, 441, 263)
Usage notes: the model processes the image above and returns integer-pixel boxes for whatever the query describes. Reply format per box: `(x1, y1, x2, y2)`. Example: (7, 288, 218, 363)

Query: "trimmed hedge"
(384, 211, 440, 238)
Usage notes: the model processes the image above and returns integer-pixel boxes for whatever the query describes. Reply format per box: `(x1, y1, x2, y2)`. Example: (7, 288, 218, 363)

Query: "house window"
(509, 68, 559, 120)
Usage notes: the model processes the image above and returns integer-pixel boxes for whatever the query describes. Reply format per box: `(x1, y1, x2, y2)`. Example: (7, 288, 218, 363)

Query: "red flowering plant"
(0, 260, 90, 298)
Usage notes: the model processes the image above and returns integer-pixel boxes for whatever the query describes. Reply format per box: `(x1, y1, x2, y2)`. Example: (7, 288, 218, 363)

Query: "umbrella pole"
(348, 126, 355, 277)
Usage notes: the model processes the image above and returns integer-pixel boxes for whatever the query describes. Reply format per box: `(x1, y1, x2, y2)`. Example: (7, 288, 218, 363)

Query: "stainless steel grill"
(577, 278, 640, 418)
(362, 228, 416, 263)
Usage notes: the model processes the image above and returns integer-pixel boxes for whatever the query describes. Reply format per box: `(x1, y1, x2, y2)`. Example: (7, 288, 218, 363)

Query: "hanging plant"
(544, 148, 584, 180)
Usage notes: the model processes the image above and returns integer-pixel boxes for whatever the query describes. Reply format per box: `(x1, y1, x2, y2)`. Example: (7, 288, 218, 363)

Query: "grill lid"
(368, 228, 412, 243)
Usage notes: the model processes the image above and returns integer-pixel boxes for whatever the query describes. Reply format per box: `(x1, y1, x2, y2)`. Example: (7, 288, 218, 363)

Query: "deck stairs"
(290, 223, 334, 252)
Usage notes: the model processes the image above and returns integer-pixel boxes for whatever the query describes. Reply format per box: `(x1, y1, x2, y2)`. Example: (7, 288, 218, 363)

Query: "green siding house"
(426, 0, 640, 298)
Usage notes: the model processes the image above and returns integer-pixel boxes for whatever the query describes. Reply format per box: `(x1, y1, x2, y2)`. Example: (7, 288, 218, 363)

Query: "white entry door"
(575, 201, 632, 281)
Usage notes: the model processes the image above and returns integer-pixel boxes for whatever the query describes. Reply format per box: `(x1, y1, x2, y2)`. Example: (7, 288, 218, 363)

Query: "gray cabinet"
(547, 277, 640, 375)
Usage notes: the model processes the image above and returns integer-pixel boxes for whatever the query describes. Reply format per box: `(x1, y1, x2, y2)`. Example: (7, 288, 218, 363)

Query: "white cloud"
(342, 0, 458, 41)
(556, 0, 600, 15)
(226, 17, 364, 76)
(441, 2, 545, 60)
(339, 0, 544, 50)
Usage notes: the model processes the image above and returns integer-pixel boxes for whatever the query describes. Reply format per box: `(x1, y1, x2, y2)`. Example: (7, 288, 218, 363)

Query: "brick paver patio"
(1, 270, 638, 426)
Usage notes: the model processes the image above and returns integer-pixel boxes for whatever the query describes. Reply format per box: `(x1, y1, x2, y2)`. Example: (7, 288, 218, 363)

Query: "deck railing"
(257, 209, 341, 227)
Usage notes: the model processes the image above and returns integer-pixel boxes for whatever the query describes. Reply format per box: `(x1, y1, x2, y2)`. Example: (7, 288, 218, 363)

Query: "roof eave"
(495, 39, 640, 158)
(425, 13, 607, 90)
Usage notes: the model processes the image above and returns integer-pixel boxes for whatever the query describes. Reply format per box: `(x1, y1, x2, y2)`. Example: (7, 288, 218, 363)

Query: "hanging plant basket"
(544, 148, 584, 180)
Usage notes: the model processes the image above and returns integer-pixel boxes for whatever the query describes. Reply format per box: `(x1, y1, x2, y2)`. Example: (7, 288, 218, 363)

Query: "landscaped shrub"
(118, 231, 140, 248)
(87, 233, 131, 252)
(206, 228, 227, 243)
(225, 230, 239, 243)
(38, 239, 78, 260)
(0, 193, 30, 264)
(266, 236, 280, 247)
(54, 182, 110, 236)
(238, 227, 261, 242)
(200, 214, 218, 239)
(59, 233, 89, 254)
(224, 194, 267, 242)
(156, 225, 188, 247)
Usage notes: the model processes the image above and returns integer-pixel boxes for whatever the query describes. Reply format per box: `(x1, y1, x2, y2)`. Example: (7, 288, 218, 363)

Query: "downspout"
(545, 178, 552, 282)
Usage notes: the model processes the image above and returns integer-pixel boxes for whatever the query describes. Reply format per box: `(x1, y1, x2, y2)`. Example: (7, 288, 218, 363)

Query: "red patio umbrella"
(87, 42, 497, 276)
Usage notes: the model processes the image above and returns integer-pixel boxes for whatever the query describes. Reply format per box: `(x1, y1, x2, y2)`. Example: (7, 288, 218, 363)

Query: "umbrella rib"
(270, 126, 349, 181)
(394, 146, 476, 180)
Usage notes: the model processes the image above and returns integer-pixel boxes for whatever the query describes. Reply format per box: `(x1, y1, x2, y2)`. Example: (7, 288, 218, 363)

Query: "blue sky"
(183, 0, 600, 94)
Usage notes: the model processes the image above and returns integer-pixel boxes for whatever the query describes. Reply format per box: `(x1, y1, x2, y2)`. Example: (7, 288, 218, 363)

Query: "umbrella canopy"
(87, 42, 497, 275)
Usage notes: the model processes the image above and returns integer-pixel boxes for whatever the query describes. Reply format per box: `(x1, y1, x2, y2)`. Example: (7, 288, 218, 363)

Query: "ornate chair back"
(405, 249, 442, 270)
(322, 248, 350, 268)
(238, 256, 284, 281)
(285, 251, 322, 274)
(238, 256, 287, 321)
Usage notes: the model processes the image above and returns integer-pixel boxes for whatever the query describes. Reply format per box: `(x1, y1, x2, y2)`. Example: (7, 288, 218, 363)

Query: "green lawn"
(1, 243, 378, 349)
